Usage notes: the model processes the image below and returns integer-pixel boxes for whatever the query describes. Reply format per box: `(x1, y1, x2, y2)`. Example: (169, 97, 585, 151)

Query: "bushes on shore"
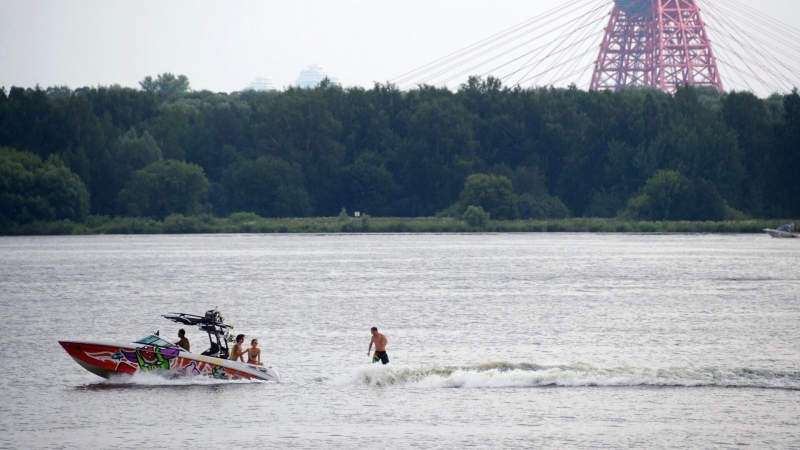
(1, 213, 788, 235)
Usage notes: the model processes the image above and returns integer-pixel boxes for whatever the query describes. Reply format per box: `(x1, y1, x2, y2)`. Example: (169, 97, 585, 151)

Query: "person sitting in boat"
(175, 329, 190, 352)
(230, 334, 246, 362)
(247, 339, 263, 366)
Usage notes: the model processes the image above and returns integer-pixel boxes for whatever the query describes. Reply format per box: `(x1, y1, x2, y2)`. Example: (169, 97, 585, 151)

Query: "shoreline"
(1, 215, 793, 236)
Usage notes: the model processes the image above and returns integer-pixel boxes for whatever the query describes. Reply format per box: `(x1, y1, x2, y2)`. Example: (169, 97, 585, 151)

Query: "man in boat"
(176, 329, 190, 352)
(368, 327, 389, 365)
(230, 334, 246, 362)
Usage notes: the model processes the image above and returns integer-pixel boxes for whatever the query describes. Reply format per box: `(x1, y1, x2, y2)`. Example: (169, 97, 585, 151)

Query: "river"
(1, 233, 799, 448)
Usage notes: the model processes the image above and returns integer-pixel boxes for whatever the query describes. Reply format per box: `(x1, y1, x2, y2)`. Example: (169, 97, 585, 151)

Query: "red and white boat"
(59, 309, 280, 382)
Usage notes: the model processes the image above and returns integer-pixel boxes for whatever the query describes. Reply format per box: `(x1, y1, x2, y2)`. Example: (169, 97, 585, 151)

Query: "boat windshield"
(134, 335, 177, 348)
(777, 223, 795, 232)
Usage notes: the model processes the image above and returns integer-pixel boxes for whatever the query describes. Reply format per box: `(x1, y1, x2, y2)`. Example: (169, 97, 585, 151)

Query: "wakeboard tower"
(59, 309, 280, 382)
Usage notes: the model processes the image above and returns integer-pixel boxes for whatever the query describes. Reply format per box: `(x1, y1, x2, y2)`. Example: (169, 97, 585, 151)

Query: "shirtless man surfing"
(368, 327, 389, 365)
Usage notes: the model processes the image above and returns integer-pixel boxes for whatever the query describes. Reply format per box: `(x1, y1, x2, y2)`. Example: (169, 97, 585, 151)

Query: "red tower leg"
(591, 0, 723, 92)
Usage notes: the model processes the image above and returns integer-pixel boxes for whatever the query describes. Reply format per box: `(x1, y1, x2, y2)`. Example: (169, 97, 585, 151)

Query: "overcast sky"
(2, 0, 799, 94)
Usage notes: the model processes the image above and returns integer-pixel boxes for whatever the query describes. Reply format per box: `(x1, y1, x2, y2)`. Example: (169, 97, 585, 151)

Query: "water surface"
(1, 233, 799, 448)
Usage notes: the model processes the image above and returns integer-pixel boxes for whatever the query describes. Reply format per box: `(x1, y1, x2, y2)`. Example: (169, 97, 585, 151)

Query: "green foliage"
(163, 214, 206, 234)
(339, 219, 359, 232)
(348, 153, 397, 216)
(454, 174, 517, 220)
(103, 216, 161, 234)
(1, 81, 799, 229)
(584, 191, 626, 218)
(228, 211, 261, 224)
(0, 145, 43, 170)
(112, 127, 162, 195)
(1, 213, 789, 236)
(463, 205, 490, 228)
(774, 89, 800, 216)
(517, 193, 571, 219)
(139, 73, 191, 94)
(85, 215, 112, 228)
(723, 203, 750, 221)
(118, 160, 209, 219)
(222, 156, 310, 218)
(0, 147, 90, 228)
(401, 94, 479, 215)
(622, 170, 725, 221)
(250, 87, 345, 215)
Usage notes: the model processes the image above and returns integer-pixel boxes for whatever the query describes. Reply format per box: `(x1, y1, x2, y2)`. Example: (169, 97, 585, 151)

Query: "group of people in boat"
(230, 334, 264, 366)
(174, 329, 264, 366)
(173, 326, 389, 367)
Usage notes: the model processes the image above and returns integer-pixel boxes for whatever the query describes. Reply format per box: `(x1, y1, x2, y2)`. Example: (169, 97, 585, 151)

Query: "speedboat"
(59, 309, 280, 382)
(763, 223, 800, 238)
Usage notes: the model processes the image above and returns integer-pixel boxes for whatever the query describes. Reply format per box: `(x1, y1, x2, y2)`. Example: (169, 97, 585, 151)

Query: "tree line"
(1, 73, 799, 231)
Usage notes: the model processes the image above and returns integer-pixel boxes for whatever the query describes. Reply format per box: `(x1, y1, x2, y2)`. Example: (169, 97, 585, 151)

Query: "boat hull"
(763, 229, 800, 238)
(59, 340, 280, 382)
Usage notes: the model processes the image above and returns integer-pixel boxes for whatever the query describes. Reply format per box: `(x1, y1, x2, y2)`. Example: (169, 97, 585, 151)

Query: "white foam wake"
(104, 370, 264, 386)
(328, 362, 800, 389)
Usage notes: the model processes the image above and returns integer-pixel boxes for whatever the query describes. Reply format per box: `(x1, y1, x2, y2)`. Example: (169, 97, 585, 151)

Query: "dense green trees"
(0, 78, 798, 226)
(112, 128, 162, 191)
(139, 73, 191, 94)
(117, 160, 209, 219)
(347, 153, 397, 216)
(0, 147, 90, 228)
(622, 170, 726, 221)
(463, 205, 490, 228)
(774, 90, 800, 217)
(450, 174, 517, 220)
(221, 156, 310, 217)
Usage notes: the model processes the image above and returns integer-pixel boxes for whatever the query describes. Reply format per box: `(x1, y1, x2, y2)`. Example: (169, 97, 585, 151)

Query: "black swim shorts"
(373, 351, 389, 365)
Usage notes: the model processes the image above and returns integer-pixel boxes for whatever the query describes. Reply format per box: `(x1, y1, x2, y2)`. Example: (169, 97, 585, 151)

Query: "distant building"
(245, 76, 277, 91)
(296, 64, 340, 88)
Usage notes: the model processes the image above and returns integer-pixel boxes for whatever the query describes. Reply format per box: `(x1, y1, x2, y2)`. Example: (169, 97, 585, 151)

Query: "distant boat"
(763, 223, 800, 238)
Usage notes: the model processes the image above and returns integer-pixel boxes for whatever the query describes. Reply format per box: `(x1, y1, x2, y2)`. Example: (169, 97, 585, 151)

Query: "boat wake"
(101, 370, 266, 387)
(328, 362, 800, 390)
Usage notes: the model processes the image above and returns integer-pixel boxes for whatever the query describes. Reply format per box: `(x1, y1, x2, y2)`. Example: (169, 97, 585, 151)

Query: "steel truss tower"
(590, 0, 723, 92)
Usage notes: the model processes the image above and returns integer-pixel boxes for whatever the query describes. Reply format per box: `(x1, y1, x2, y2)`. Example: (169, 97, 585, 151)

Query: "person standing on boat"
(368, 327, 389, 365)
(230, 334, 246, 362)
(176, 329, 190, 352)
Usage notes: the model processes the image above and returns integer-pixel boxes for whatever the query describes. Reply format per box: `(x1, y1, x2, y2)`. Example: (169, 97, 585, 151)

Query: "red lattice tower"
(590, 0, 723, 92)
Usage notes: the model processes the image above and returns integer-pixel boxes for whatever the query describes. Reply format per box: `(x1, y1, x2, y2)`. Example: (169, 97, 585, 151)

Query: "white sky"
(1, 0, 799, 94)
